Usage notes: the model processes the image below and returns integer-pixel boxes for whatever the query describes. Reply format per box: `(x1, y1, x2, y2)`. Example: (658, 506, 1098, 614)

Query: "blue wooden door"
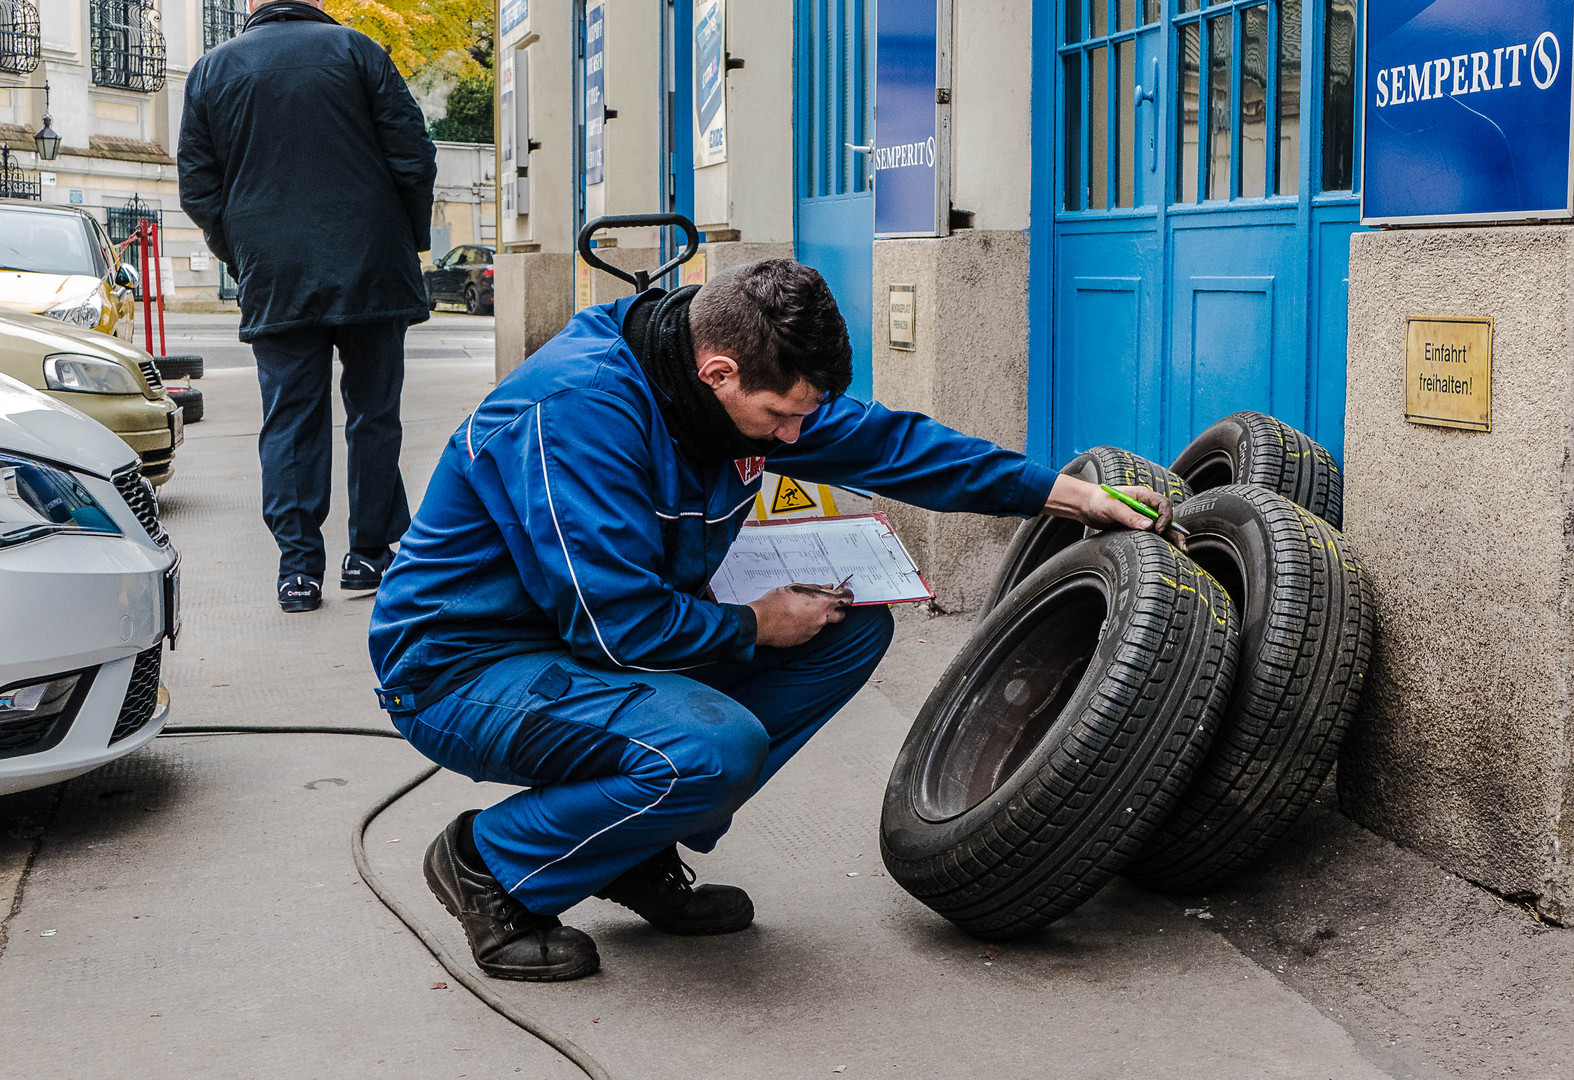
(795, 0, 875, 402)
(1046, 0, 1363, 468)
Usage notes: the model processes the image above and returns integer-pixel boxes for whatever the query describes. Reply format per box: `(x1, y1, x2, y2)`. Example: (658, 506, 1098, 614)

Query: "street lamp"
(33, 112, 59, 161)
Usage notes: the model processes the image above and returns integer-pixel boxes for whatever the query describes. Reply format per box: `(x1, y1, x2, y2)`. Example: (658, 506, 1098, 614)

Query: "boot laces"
(652, 847, 697, 895)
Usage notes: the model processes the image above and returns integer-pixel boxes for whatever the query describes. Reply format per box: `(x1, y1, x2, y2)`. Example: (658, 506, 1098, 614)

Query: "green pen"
(1099, 483, 1189, 537)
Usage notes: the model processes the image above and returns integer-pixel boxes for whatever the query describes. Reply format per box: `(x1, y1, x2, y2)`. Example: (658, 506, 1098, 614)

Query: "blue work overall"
(369, 297, 1055, 916)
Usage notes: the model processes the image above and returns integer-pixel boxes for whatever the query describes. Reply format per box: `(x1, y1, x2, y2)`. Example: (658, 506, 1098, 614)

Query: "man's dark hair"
(687, 259, 853, 398)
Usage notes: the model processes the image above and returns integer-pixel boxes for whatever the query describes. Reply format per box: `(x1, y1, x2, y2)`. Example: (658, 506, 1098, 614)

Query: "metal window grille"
(90, 0, 166, 93)
(0, 149, 40, 199)
(107, 196, 161, 299)
(0, 0, 41, 74)
(202, 0, 243, 52)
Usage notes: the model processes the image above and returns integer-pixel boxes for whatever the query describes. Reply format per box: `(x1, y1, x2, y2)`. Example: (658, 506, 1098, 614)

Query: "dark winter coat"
(177, 1, 437, 341)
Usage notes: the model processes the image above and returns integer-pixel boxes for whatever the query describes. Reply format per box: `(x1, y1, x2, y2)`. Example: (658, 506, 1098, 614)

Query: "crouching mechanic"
(368, 260, 1180, 981)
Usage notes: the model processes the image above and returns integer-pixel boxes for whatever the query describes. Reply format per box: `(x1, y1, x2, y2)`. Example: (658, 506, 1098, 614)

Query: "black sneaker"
(596, 845, 754, 935)
(423, 811, 600, 982)
(277, 574, 322, 613)
(340, 548, 394, 591)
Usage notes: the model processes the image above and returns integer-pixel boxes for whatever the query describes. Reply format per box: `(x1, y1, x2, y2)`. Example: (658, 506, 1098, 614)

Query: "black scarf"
(624, 286, 778, 465)
(243, 0, 339, 30)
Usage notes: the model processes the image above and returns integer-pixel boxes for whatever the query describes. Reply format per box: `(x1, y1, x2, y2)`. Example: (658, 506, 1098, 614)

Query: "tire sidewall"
(883, 535, 1149, 861)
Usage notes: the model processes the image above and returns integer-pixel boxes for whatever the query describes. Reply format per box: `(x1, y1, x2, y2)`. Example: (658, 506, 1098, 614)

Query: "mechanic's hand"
(748, 584, 853, 648)
(1044, 475, 1187, 551)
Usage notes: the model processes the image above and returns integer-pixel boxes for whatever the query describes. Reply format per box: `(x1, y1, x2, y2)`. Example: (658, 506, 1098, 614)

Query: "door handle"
(1134, 56, 1159, 172)
(846, 143, 875, 185)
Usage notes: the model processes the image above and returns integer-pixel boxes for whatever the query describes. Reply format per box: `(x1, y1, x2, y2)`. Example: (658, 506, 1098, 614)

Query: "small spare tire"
(1123, 485, 1374, 893)
(154, 354, 204, 380)
(881, 531, 1239, 940)
(981, 447, 1192, 615)
(166, 386, 204, 424)
(1171, 412, 1343, 528)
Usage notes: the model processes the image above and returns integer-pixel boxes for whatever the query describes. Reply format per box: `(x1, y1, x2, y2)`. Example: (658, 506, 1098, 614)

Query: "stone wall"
(870, 230, 1031, 612)
(493, 251, 573, 381)
(1339, 225, 1574, 923)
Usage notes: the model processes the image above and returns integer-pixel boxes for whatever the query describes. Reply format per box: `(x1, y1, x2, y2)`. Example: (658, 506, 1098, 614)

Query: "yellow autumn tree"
(327, 0, 493, 77)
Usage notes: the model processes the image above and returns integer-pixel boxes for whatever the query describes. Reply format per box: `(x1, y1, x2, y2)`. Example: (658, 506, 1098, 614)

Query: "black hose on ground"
(159, 724, 612, 1080)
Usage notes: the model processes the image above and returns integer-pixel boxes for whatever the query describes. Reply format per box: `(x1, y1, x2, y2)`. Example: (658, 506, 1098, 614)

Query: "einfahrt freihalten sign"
(1404, 315, 1492, 431)
(1363, 0, 1574, 225)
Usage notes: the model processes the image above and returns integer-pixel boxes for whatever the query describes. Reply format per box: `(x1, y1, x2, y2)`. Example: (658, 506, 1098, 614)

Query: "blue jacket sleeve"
(767, 396, 1058, 517)
(467, 391, 757, 672)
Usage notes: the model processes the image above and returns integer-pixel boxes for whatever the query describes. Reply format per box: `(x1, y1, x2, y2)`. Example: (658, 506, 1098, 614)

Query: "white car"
(0, 372, 178, 795)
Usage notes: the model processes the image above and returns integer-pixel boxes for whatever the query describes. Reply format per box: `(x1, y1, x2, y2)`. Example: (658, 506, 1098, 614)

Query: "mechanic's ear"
(696, 354, 738, 389)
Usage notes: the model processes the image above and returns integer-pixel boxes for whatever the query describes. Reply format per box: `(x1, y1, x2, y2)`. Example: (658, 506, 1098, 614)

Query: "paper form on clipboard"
(709, 512, 934, 606)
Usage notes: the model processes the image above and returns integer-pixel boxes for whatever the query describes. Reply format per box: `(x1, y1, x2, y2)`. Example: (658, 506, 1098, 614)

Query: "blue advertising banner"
(1364, 0, 1574, 223)
(499, 0, 526, 36)
(584, 2, 606, 186)
(875, 0, 941, 237)
(693, 0, 726, 166)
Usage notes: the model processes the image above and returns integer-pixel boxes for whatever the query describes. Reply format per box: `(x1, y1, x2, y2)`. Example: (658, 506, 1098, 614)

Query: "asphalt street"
(1, 311, 1571, 1078)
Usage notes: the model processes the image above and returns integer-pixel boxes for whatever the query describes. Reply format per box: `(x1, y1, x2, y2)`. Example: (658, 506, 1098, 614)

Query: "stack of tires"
(880, 412, 1373, 940)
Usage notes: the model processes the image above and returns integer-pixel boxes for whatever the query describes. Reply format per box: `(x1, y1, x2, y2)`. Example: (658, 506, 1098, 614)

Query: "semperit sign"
(1404, 315, 1493, 432)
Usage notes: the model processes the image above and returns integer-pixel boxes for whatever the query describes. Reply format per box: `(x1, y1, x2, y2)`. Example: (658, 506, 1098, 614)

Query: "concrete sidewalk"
(0, 318, 1565, 1078)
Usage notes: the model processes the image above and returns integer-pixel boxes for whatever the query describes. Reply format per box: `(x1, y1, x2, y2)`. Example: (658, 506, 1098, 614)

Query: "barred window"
(90, 0, 166, 93)
(202, 0, 244, 52)
(0, 0, 41, 75)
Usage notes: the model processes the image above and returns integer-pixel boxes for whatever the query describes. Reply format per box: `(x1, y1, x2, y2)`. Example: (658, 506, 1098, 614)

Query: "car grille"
(112, 465, 169, 546)
(0, 714, 62, 756)
(137, 360, 164, 391)
(110, 645, 162, 744)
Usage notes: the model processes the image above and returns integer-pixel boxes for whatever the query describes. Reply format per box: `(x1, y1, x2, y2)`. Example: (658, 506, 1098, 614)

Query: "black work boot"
(423, 811, 600, 981)
(596, 845, 754, 935)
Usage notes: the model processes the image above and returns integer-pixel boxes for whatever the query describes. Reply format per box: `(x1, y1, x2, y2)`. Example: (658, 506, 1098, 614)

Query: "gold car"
(0, 311, 181, 486)
(0, 199, 139, 342)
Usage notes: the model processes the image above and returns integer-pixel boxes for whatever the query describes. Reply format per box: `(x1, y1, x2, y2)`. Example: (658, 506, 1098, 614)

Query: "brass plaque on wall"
(1404, 315, 1492, 432)
(888, 284, 916, 351)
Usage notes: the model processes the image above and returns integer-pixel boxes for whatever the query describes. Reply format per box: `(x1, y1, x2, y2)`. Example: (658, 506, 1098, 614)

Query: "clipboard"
(709, 511, 935, 607)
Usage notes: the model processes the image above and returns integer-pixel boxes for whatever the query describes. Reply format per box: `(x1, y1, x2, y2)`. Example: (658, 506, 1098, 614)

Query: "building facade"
(491, 0, 1364, 608)
(1, 0, 494, 309)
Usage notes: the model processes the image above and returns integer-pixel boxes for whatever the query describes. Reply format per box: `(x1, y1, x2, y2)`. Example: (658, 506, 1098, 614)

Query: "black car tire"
(1123, 485, 1373, 893)
(154, 354, 204, 381)
(981, 447, 1193, 616)
(880, 531, 1239, 940)
(1170, 411, 1343, 528)
(167, 386, 204, 424)
(464, 285, 485, 316)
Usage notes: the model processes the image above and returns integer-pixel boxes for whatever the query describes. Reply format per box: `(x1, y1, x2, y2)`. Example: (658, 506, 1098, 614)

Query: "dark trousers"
(251, 320, 412, 579)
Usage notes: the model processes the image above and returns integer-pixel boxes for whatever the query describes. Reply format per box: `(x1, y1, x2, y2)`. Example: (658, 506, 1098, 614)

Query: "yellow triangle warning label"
(770, 475, 819, 515)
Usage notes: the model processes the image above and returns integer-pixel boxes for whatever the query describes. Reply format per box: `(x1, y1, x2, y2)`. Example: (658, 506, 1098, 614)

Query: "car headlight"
(0, 672, 84, 727)
(43, 291, 104, 330)
(0, 452, 122, 549)
(42, 353, 142, 395)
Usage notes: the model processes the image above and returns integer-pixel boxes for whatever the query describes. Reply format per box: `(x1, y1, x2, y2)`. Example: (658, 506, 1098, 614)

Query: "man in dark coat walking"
(178, 0, 438, 612)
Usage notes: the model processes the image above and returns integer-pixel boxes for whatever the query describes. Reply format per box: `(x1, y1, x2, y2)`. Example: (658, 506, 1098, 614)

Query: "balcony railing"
(90, 0, 166, 93)
(0, 0, 41, 75)
(202, 0, 243, 52)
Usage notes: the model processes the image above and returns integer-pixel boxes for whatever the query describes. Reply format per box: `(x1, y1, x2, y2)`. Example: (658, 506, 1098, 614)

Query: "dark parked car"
(423, 245, 494, 315)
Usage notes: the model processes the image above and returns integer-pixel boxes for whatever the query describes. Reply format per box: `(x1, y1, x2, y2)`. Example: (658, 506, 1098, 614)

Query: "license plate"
(164, 551, 182, 646)
(170, 407, 184, 449)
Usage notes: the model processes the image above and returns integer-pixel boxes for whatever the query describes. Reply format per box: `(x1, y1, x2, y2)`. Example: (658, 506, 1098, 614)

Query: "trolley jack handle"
(576, 213, 701, 294)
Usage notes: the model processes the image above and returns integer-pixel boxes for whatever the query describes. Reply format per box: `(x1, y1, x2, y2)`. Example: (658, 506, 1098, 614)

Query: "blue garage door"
(795, 0, 875, 402)
(1037, 0, 1363, 468)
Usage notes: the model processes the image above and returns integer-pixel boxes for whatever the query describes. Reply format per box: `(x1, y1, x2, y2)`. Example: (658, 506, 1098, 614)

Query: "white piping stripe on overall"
(534, 403, 700, 673)
(465, 411, 476, 460)
(508, 737, 680, 895)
